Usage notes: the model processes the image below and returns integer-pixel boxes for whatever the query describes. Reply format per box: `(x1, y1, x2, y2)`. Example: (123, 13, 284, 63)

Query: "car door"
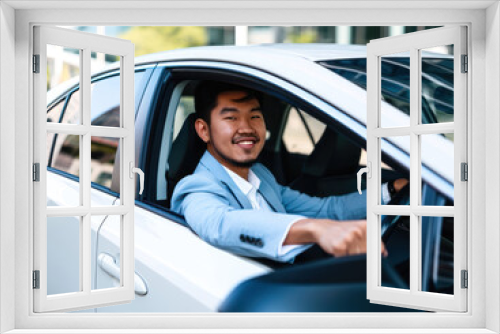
(94, 65, 272, 312)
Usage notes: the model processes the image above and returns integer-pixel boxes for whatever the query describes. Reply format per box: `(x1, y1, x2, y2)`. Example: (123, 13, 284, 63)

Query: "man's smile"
(233, 136, 259, 149)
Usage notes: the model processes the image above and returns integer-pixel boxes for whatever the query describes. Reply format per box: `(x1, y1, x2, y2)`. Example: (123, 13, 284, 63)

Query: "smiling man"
(171, 81, 407, 263)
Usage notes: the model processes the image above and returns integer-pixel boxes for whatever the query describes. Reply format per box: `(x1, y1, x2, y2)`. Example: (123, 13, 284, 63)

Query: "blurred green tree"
(119, 26, 208, 56)
(287, 28, 318, 43)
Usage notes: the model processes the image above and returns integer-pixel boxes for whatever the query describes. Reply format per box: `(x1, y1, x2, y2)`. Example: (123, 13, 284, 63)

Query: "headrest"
(167, 113, 206, 187)
(301, 127, 361, 177)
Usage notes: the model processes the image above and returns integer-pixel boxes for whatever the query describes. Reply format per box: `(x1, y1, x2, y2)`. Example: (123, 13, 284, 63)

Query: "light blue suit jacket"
(171, 151, 367, 263)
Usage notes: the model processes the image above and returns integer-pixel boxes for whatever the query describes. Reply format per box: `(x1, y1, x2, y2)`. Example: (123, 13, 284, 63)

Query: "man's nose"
(237, 117, 254, 132)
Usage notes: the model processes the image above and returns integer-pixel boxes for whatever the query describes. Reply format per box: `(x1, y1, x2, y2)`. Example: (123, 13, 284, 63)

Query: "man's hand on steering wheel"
(393, 178, 409, 192)
(388, 178, 409, 199)
(284, 218, 388, 258)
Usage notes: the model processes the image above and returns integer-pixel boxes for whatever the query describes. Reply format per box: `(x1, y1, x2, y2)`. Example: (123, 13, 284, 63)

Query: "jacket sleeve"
(280, 185, 367, 220)
(255, 165, 367, 220)
(171, 174, 310, 262)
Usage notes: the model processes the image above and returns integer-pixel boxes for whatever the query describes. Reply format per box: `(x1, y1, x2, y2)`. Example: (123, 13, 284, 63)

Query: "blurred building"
(246, 26, 439, 45)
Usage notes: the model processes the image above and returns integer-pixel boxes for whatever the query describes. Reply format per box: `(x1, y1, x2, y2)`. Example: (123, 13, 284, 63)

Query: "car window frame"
(138, 63, 418, 214)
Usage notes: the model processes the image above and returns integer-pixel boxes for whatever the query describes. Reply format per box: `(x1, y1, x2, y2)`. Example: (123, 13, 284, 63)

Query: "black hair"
(194, 80, 263, 125)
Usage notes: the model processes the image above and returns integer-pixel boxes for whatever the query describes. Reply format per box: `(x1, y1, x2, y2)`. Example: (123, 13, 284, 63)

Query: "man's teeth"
(239, 141, 254, 144)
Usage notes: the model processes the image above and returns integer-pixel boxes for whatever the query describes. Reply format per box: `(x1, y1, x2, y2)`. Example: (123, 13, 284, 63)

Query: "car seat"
(288, 127, 362, 196)
(166, 113, 206, 206)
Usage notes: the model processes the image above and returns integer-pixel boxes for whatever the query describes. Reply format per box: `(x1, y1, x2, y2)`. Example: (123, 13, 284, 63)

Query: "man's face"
(196, 90, 266, 169)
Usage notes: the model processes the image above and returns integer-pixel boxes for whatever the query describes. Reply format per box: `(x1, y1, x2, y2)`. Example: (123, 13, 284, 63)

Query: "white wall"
(0, 2, 16, 333)
(3, 3, 498, 332)
(486, 2, 500, 333)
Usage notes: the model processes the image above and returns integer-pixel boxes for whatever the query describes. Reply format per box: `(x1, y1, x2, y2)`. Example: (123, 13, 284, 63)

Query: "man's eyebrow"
(219, 107, 239, 114)
(219, 106, 262, 114)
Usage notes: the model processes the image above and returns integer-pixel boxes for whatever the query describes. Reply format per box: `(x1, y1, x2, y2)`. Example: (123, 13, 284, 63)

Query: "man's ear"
(195, 118, 210, 143)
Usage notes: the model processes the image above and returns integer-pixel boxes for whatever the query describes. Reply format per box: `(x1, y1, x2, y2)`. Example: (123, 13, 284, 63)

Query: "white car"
(46, 44, 454, 312)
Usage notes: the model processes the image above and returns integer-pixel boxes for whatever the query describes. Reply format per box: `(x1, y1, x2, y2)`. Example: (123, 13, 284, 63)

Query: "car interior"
(144, 75, 454, 298)
(158, 78, 405, 207)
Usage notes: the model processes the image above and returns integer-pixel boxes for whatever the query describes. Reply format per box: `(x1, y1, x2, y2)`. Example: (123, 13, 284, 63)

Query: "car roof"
(134, 43, 369, 64)
(134, 43, 450, 65)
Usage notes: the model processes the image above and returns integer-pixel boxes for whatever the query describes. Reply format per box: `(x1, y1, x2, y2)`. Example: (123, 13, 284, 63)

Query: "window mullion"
(409, 47, 420, 295)
(373, 205, 454, 217)
(373, 124, 455, 138)
(81, 48, 92, 294)
(121, 52, 135, 293)
(45, 124, 130, 137)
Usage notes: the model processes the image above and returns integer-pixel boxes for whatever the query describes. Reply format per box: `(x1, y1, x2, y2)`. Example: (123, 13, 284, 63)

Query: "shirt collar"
(222, 166, 261, 196)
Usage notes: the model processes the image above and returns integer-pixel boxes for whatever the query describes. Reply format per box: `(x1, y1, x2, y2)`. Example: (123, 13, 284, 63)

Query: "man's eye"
(252, 115, 262, 119)
(224, 116, 236, 120)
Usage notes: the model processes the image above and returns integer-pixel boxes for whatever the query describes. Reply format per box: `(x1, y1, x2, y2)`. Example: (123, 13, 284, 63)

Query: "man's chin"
(209, 145, 260, 168)
(229, 158, 257, 168)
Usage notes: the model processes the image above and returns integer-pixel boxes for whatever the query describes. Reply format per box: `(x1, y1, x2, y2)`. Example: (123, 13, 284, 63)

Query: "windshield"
(319, 57, 454, 127)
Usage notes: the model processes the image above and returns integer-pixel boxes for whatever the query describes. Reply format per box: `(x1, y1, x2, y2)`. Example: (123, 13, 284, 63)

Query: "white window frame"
(366, 26, 468, 312)
(1, 2, 498, 333)
(33, 25, 136, 313)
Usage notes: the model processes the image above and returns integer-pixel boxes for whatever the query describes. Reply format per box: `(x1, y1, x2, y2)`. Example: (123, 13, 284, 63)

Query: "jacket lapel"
(253, 168, 286, 213)
(198, 151, 253, 210)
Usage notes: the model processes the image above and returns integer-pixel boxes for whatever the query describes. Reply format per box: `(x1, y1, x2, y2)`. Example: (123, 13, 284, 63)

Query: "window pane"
(48, 134, 80, 207)
(91, 53, 121, 127)
(47, 216, 81, 295)
(421, 216, 453, 295)
(61, 90, 81, 125)
(52, 134, 80, 177)
(90, 215, 101, 290)
(421, 133, 454, 206)
(421, 45, 454, 124)
(172, 95, 195, 141)
(380, 52, 411, 128)
(283, 107, 315, 155)
(300, 110, 326, 143)
(47, 100, 66, 165)
(47, 45, 80, 122)
(91, 136, 119, 190)
(47, 98, 65, 123)
(381, 136, 410, 205)
(94, 215, 122, 291)
(62, 71, 145, 126)
(381, 215, 410, 290)
(322, 59, 368, 93)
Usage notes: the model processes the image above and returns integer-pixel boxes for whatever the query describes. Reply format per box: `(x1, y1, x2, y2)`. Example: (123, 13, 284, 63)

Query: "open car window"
(148, 75, 414, 204)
